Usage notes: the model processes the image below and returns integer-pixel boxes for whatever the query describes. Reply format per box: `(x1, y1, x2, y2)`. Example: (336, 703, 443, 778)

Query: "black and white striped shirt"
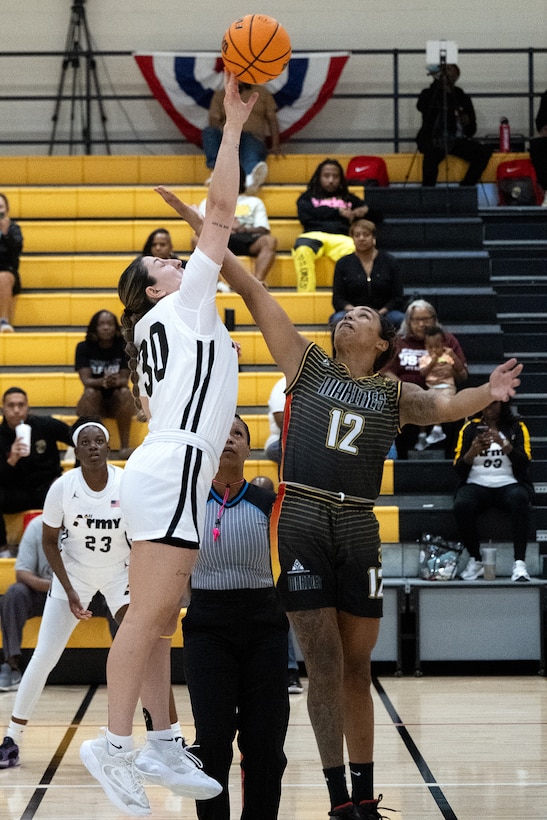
(192, 482, 276, 590)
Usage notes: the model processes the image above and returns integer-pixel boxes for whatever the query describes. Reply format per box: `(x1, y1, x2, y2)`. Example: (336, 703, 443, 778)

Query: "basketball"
(221, 14, 292, 85)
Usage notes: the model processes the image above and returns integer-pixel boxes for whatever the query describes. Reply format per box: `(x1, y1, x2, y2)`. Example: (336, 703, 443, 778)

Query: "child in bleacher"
(415, 324, 457, 449)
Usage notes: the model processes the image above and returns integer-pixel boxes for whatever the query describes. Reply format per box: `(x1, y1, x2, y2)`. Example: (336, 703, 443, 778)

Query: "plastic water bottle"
(499, 117, 511, 152)
(16, 419, 31, 455)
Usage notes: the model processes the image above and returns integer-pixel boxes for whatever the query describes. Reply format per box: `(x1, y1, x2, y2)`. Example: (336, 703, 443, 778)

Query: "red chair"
(346, 156, 389, 187)
(496, 159, 543, 205)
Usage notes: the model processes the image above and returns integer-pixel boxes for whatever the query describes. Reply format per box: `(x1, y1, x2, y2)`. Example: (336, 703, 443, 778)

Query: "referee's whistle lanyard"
(212, 485, 230, 542)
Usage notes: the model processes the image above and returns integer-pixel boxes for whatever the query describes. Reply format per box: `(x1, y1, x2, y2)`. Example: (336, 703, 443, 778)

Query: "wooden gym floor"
(0, 673, 545, 819)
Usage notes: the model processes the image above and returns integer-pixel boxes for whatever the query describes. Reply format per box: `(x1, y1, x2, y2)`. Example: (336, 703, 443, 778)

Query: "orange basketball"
(221, 14, 292, 85)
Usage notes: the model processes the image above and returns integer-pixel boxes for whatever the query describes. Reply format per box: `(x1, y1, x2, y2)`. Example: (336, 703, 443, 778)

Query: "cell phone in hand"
(475, 424, 489, 435)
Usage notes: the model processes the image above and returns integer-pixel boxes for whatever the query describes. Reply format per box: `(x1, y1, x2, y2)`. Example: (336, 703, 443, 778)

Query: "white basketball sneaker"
(80, 732, 150, 816)
(135, 738, 222, 799)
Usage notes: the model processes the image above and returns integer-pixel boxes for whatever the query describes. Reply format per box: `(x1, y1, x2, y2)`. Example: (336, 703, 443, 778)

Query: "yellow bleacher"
(0, 151, 530, 186)
(0, 371, 283, 410)
(0, 152, 413, 662)
(0, 329, 332, 367)
(11, 291, 332, 329)
(19, 254, 334, 290)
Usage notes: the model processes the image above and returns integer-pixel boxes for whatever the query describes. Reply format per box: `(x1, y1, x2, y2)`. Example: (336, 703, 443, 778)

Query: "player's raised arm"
(399, 358, 522, 428)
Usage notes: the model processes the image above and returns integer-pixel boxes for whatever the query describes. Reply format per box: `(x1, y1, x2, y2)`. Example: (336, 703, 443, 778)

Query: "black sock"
(349, 761, 374, 804)
(323, 764, 350, 809)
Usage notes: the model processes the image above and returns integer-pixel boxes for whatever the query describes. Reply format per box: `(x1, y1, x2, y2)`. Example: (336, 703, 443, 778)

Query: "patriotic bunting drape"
(134, 51, 350, 147)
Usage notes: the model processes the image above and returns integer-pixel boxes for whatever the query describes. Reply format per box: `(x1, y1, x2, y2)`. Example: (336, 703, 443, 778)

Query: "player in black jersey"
(159, 191, 522, 820)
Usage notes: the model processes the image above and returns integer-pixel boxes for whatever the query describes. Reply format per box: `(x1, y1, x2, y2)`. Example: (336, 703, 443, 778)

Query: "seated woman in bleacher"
(141, 227, 184, 263)
(382, 299, 468, 458)
(453, 400, 534, 583)
(329, 218, 405, 330)
(0, 193, 23, 333)
(75, 310, 135, 459)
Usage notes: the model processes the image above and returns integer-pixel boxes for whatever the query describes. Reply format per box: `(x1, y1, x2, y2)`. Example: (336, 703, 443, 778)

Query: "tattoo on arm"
(211, 220, 231, 230)
(403, 389, 441, 427)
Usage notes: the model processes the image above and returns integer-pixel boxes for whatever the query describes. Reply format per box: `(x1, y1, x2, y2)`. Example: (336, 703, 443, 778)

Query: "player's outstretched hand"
(489, 358, 522, 402)
(155, 187, 204, 235)
(223, 69, 258, 126)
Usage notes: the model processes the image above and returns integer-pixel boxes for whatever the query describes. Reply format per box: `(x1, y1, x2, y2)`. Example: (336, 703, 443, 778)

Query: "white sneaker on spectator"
(135, 738, 222, 799)
(425, 426, 446, 446)
(460, 558, 484, 580)
(0, 319, 14, 332)
(80, 732, 150, 816)
(414, 432, 428, 451)
(511, 560, 530, 582)
(245, 161, 268, 194)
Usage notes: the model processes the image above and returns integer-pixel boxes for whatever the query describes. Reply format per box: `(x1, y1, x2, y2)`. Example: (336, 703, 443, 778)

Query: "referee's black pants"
(183, 587, 289, 820)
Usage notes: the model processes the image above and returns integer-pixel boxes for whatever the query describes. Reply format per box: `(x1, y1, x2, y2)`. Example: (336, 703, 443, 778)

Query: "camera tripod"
(48, 0, 110, 154)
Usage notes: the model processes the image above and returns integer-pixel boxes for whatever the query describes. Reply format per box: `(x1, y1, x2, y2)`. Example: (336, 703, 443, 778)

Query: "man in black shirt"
(292, 159, 381, 292)
(0, 387, 72, 554)
(416, 64, 493, 186)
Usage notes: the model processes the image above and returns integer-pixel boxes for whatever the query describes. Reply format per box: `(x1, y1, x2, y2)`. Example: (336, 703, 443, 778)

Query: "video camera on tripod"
(425, 39, 459, 79)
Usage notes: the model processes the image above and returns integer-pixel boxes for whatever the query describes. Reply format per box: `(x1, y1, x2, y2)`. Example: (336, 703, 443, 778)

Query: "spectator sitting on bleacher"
(292, 159, 382, 292)
(0, 193, 23, 333)
(141, 227, 185, 263)
(202, 82, 280, 194)
(529, 88, 547, 207)
(75, 310, 136, 460)
(382, 299, 468, 458)
(197, 166, 278, 287)
(0, 417, 131, 769)
(0, 513, 49, 692)
(0, 387, 72, 557)
(329, 218, 405, 330)
(416, 63, 494, 187)
(453, 400, 534, 583)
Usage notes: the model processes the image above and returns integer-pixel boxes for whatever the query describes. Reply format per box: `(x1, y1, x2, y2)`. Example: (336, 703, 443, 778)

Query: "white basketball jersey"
(134, 247, 239, 466)
(42, 465, 130, 568)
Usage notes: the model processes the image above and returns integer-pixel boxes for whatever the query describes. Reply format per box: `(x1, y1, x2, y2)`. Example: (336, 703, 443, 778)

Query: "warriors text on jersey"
(280, 343, 401, 499)
(41, 465, 130, 567)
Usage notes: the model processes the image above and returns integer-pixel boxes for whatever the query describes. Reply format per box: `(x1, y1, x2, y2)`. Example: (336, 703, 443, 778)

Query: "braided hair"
(118, 256, 155, 422)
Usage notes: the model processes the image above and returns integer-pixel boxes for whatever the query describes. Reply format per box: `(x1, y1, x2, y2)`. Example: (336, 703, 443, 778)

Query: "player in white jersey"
(0, 418, 129, 768)
(80, 70, 258, 817)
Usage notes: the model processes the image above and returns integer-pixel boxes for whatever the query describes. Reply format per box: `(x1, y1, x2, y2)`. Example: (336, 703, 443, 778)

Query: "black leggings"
(453, 482, 530, 561)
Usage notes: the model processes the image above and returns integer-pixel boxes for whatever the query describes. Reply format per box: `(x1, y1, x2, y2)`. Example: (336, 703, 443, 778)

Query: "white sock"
(7, 720, 25, 744)
(171, 721, 183, 742)
(105, 729, 133, 755)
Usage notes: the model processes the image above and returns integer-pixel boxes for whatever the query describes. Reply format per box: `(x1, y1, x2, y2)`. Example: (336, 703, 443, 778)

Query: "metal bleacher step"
(394, 250, 491, 285)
